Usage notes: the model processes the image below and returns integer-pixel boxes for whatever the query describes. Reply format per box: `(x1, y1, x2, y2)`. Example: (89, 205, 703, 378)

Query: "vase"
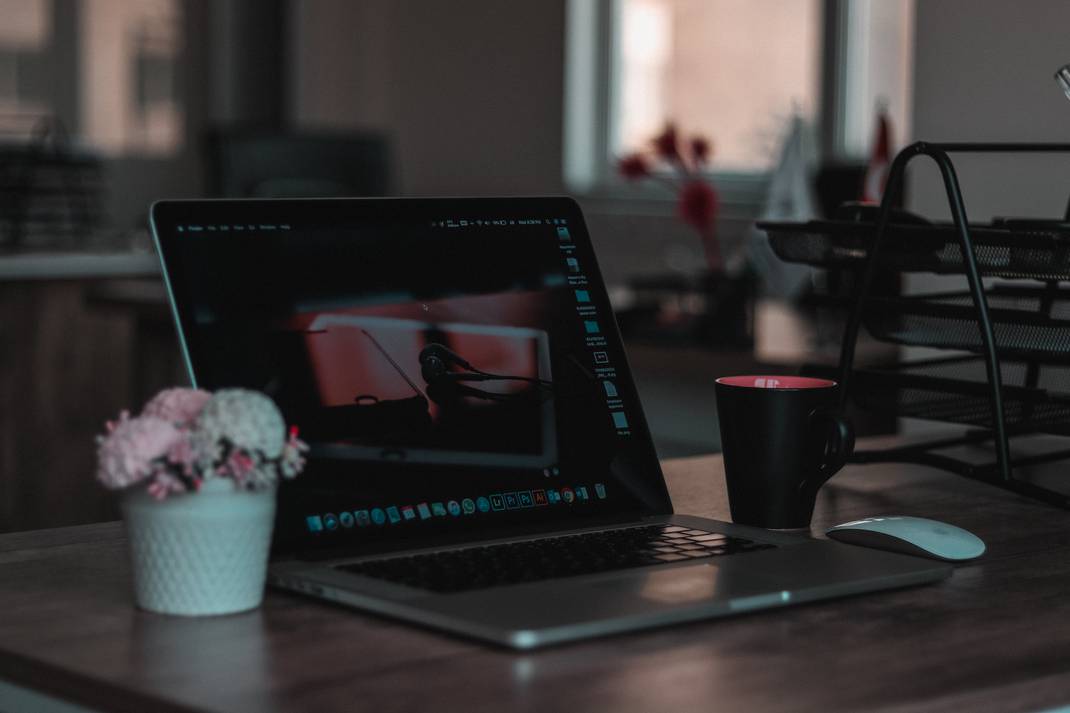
(121, 479, 276, 616)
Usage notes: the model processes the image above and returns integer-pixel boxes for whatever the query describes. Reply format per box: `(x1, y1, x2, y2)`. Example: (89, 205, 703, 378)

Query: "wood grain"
(0, 278, 184, 535)
(1, 447, 1069, 713)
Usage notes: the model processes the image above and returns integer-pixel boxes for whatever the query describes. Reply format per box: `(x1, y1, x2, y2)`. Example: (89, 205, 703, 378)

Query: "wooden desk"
(1, 450, 1069, 713)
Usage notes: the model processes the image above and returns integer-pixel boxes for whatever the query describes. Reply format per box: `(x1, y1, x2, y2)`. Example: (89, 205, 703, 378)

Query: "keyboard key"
(654, 553, 689, 562)
(690, 534, 729, 542)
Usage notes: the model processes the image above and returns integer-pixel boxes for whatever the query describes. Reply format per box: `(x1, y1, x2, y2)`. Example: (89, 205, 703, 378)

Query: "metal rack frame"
(836, 142, 1070, 509)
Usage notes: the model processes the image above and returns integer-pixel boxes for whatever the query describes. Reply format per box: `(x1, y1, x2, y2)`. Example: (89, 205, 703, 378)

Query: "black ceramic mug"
(715, 375, 854, 529)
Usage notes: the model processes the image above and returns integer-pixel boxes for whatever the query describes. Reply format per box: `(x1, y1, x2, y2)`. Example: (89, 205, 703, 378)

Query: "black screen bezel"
(150, 196, 673, 555)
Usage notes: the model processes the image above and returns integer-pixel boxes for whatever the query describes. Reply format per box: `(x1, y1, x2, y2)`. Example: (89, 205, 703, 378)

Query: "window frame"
(564, 0, 883, 202)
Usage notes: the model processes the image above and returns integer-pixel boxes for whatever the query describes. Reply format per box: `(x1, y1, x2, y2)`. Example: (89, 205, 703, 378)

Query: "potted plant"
(96, 387, 308, 616)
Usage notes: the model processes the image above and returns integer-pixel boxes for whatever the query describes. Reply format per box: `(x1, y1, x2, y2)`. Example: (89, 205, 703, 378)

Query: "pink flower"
(223, 450, 256, 481)
(141, 387, 212, 426)
(96, 415, 183, 490)
(147, 471, 189, 500)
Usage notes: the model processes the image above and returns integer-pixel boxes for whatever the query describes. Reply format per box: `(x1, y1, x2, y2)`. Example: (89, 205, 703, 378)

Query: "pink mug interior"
(716, 375, 837, 390)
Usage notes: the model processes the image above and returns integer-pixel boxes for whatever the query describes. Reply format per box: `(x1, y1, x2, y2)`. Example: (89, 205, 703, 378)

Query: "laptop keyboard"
(336, 524, 776, 593)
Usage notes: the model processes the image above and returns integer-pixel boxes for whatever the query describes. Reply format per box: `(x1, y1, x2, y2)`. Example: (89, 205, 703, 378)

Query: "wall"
(288, 0, 757, 285)
(909, 0, 1070, 221)
(290, 0, 567, 197)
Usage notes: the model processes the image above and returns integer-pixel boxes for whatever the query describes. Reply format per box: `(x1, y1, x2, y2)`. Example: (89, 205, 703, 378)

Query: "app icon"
(561, 487, 575, 504)
(584, 320, 600, 334)
(612, 412, 629, 429)
(323, 513, 339, 530)
(566, 257, 580, 273)
(447, 500, 462, 516)
(462, 498, 476, 515)
(490, 494, 505, 511)
(533, 489, 548, 506)
(431, 502, 447, 517)
(476, 496, 491, 513)
(386, 506, 402, 524)
(576, 486, 590, 502)
(593, 351, 609, 364)
(575, 289, 591, 303)
(339, 511, 355, 528)
(547, 489, 561, 504)
(518, 491, 534, 508)
(401, 505, 416, 521)
(557, 226, 571, 241)
(504, 492, 520, 509)
(370, 508, 387, 525)
(354, 510, 371, 527)
(594, 483, 607, 499)
(306, 515, 324, 533)
(603, 381, 618, 398)
(417, 502, 432, 520)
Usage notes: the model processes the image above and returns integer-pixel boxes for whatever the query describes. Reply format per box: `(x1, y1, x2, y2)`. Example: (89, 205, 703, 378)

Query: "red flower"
(690, 136, 711, 165)
(653, 123, 680, 161)
(678, 180, 718, 231)
(617, 153, 651, 180)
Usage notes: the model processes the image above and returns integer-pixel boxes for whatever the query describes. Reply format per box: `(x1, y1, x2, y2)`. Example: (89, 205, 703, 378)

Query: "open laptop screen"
(151, 197, 671, 552)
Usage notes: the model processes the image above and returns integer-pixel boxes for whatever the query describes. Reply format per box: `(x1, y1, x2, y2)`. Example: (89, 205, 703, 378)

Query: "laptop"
(150, 196, 951, 649)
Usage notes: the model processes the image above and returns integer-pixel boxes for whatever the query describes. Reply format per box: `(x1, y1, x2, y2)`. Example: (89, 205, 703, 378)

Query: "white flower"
(194, 388, 287, 460)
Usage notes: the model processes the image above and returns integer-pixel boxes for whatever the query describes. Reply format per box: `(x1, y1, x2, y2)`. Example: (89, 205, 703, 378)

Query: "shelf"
(862, 284, 1070, 361)
(820, 357, 1070, 437)
(758, 219, 1070, 280)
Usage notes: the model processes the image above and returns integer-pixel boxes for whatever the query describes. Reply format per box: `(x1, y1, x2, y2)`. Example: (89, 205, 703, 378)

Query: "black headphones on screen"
(418, 343, 552, 403)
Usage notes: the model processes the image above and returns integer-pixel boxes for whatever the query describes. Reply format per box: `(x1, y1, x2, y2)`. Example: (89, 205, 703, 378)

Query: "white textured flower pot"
(121, 481, 276, 616)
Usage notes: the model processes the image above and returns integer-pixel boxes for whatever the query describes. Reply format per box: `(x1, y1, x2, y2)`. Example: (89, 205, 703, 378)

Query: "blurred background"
(2, 0, 1069, 532)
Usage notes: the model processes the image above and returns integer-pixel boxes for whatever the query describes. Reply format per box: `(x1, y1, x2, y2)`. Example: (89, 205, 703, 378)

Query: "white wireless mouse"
(826, 516, 986, 562)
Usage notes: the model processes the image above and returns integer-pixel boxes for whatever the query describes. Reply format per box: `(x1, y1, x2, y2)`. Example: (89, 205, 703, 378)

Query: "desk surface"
(1, 449, 1069, 713)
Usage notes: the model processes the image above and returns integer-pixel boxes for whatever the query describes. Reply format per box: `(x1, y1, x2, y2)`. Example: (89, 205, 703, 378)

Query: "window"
(0, 0, 185, 155)
(0, 0, 51, 121)
(615, 0, 821, 172)
(565, 0, 915, 190)
(80, 0, 184, 156)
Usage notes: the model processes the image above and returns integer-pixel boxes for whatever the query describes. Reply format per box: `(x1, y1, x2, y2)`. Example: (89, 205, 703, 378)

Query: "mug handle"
(809, 408, 855, 485)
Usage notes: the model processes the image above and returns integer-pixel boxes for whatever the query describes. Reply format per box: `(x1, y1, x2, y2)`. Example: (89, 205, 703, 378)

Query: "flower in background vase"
(653, 123, 680, 161)
(96, 414, 183, 490)
(678, 180, 718, 232)
(690, 137, 711, 165)
(141, 387, 211, 426)
(617, 154, 651, 180)
(617, 122, 721, 271)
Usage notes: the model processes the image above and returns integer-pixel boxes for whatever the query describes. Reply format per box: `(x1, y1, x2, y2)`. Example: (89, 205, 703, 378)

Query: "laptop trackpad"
(590, 561, 788, 606)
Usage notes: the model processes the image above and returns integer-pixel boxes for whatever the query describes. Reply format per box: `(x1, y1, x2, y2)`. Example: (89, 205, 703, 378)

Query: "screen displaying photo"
(154, 199, 670, 550)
